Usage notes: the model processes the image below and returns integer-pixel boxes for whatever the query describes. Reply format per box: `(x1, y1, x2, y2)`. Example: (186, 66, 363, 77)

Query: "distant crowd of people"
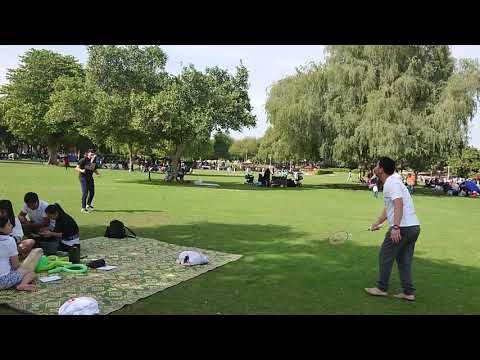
(244, 167, 303, 187)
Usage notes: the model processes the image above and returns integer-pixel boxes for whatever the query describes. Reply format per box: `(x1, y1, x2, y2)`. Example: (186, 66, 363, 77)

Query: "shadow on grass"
(2, 221, 478, 315)
(0, 160, 44, 166)
(116, 178, 319, 192)
(94, 209, 165, 213)
(312, 183, 465, 199)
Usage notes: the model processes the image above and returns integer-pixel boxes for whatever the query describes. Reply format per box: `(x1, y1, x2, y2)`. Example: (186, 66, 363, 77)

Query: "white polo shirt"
(383, 175, 420, 227)
(21, 200, 49, 224)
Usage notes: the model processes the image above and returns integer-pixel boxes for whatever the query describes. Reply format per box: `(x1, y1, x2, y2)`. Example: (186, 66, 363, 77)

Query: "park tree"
(45, 75, 97, 157)
(213, 132, 233, 159)
(327, 46, 480, 177)
(265, 45, 480, 178)
(265, 64, 331, 163)
(257, 126, 293, 164)
(448, 146, 480, 178)
(85, 45, 169, 168)
(229, 137, 260, 161)
(0, 49, 84, 164)
(132, 64, 256, 175)
(184, 137, 215, 161)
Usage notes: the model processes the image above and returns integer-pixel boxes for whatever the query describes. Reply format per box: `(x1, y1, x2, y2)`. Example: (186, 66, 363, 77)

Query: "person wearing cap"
(75, 149, 100, 213)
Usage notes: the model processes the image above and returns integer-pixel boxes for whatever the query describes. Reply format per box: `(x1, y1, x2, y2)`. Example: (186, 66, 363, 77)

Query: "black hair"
(0, 216, 11, 230)
(378, 157, 396, 175)
(0, 200, 15, 226)
(87, 149, 96, 154)
(45, 203, 67, 216)
(24, 192, 39, 204)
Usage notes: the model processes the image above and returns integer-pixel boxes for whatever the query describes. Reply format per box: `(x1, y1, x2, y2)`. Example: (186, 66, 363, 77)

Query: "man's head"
(86, 149, 96, 159)
(24, 192, 39, 210)
(374, 157, 396, 179)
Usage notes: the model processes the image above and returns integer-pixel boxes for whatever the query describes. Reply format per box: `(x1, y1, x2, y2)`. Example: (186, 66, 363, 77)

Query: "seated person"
(18, 192, 52, 238)
(40, 204, 80, 253)
(0, 216, 38, 292)
(257, 173, 263, 186)
(0, 200, 35, 258)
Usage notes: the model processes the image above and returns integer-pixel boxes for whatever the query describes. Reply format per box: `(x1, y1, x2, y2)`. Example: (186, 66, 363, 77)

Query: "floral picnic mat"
(0, 237, 242, 315)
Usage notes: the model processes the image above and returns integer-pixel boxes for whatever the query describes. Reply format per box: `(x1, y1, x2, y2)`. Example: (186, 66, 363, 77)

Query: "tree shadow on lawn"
(116, 178, 319, 192)
(1, 221, 478, 315)
(94, 209, 165, 214)
(312, 183, 465, 199)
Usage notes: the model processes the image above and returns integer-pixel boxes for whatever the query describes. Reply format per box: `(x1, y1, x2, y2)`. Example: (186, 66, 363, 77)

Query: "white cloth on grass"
(58, 297, 99, 315)
(177, 251, 209, 266)
(0, 235, 18, 277)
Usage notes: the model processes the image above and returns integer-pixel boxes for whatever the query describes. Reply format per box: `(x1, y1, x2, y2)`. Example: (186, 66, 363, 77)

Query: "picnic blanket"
(0, 237, 242, 315)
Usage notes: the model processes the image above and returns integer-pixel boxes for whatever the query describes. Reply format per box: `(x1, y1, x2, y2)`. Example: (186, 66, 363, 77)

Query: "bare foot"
(394, 293, 415, 301)
(364, 287, 388, 297)
(16, 284, 37, 292)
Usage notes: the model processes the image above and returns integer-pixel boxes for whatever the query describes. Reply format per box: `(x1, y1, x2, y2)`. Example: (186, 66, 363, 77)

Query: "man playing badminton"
(365, 157, 420, 301)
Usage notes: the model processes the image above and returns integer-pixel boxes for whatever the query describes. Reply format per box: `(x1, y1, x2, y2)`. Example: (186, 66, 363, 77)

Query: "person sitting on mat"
(0, 216, 38, 292)
(40, 204, 80, 253)
(0, 200, 36, 258)
(18, 192, 52, 237)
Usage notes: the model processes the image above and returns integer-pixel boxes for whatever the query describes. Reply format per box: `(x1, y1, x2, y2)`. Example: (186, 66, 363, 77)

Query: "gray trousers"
(377, 225, 420, 295)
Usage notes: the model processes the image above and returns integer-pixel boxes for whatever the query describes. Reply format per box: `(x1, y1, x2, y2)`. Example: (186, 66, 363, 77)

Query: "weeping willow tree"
(264, 45, 480, 176)
(265, 63, 334, 164)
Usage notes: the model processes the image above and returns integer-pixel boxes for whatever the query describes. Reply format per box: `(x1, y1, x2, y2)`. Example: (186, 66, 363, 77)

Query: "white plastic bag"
(58, 297, 100, 315)
(177, 251, 209, 266)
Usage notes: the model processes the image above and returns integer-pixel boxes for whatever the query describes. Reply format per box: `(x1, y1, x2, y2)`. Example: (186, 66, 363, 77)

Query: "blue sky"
(1, 45, 479, 147)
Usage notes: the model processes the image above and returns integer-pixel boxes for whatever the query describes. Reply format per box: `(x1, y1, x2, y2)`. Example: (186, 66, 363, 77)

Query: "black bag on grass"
(104, 220, 136, 239)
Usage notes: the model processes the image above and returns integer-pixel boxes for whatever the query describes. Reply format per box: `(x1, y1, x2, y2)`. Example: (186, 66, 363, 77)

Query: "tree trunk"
(171, 143, 186, 180)
(128, 143, 134, 172)
(47, 143, 58, 165)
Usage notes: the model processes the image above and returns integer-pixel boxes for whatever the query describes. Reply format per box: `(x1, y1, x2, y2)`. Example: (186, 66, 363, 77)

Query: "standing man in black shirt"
(75, 149, 100, 213)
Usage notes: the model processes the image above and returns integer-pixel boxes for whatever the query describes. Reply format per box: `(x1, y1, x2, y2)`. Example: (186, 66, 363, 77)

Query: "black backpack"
(104, 220, 136, 239)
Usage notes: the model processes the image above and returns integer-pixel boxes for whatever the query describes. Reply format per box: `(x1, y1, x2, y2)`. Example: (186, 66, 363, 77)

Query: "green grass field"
(1, 160, 479, 314)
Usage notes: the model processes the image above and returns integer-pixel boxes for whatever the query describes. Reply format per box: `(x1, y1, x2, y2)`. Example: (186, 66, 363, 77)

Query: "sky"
(1, 45, 479, 147)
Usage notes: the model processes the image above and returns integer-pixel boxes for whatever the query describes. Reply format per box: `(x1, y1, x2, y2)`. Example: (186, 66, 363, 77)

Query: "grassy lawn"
(1, 160, 479, 315)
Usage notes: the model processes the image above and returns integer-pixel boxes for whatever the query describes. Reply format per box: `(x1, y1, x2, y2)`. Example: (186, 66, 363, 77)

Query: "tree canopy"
(263, 45, 480, 172)
(1, 49, 84, 163)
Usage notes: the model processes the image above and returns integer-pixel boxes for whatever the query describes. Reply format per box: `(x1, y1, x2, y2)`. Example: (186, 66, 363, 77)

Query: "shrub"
(316, 169, 334, 175)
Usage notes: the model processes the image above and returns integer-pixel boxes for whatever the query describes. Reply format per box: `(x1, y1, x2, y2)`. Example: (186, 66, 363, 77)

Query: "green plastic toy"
(47, 263, 88, 274)
(35, 255, 72, 273)
(34, 255, 49, 272)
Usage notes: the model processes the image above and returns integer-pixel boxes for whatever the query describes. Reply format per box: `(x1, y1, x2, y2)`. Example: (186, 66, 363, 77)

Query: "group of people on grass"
(0, 193, 80, 292)
(423, 176, 480, 197)
(245, 166, 303, 187)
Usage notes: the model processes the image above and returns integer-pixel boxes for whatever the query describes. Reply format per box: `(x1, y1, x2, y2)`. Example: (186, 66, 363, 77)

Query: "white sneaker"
(86, 205, 95, 211)
(81, 208, 89, 213)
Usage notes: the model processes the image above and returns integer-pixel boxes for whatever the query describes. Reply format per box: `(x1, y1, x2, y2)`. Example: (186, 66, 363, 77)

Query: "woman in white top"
(0, 200, 36, 258)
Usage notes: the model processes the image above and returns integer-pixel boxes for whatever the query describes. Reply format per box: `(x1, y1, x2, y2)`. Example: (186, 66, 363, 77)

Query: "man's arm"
(392, 198, 403, 227)
(390, 198, 403, 243)
(75, 164, 86, 174)
(372, 208, 387, 230)
(18, 210, 28, 222)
